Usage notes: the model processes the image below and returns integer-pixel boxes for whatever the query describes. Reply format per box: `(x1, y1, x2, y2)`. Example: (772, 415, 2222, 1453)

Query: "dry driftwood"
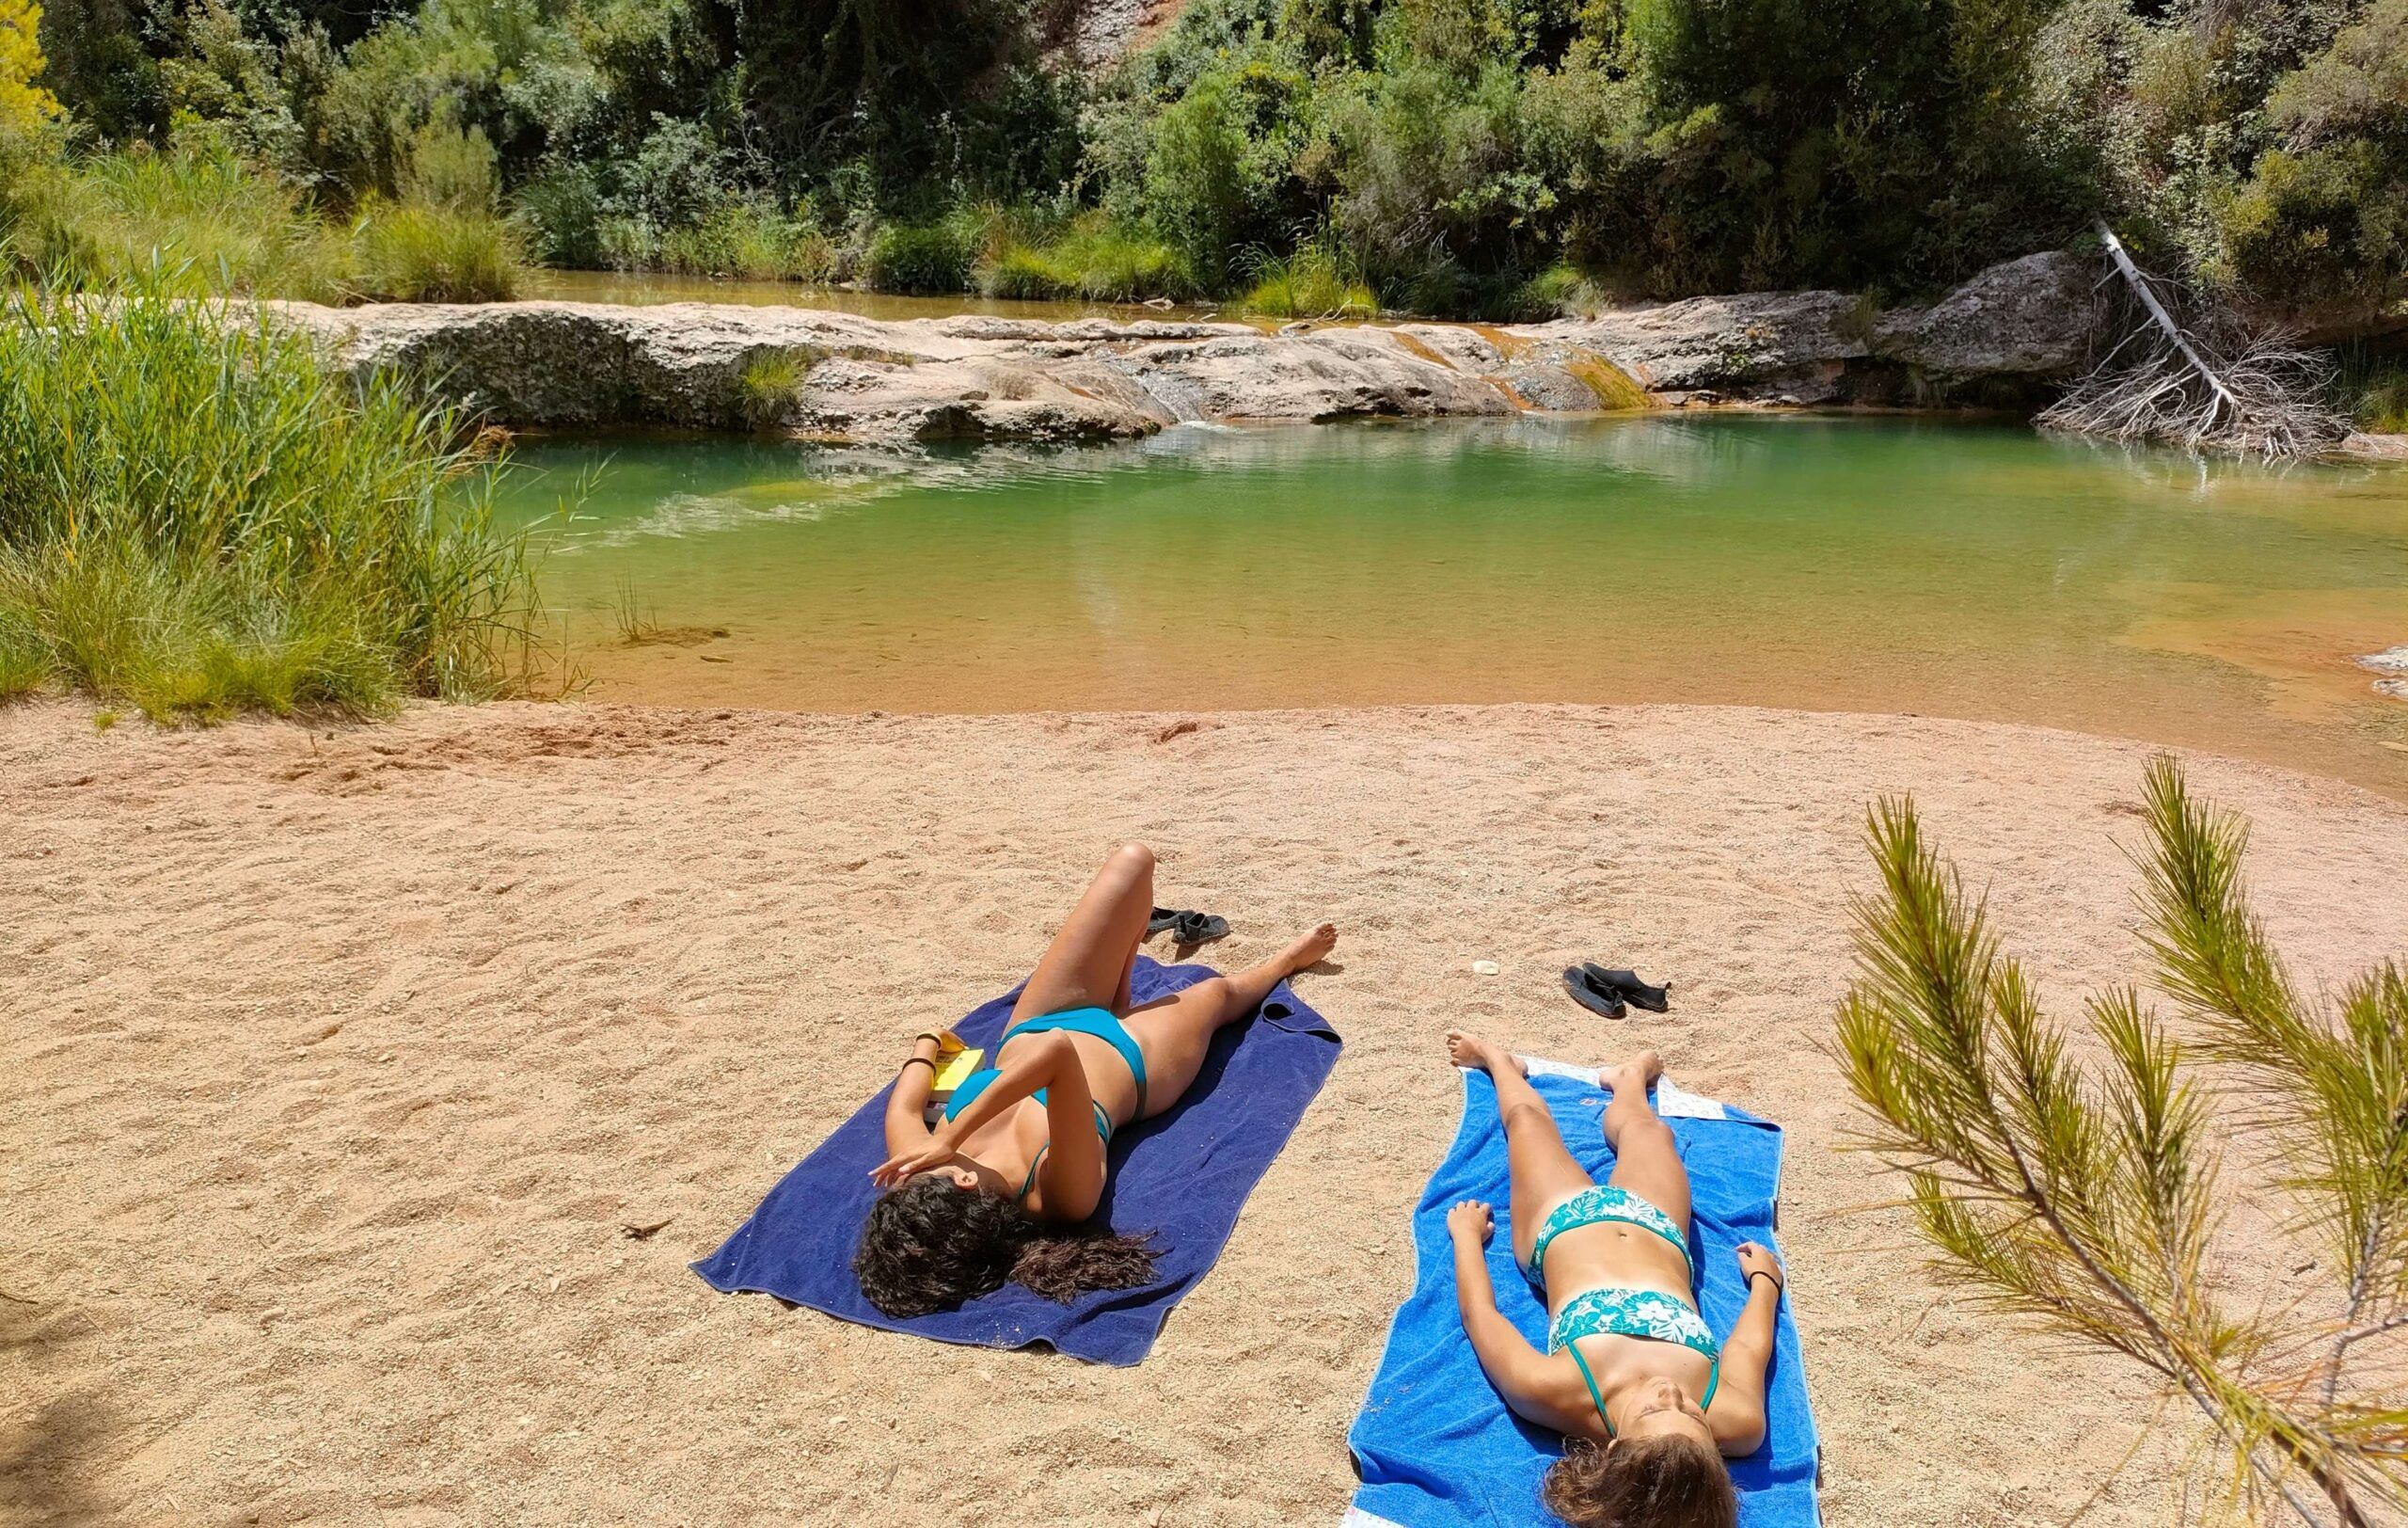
(2037, 223, 2348, 460)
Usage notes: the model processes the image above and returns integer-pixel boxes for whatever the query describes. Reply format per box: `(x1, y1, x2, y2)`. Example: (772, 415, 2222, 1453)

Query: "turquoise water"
(496, 415, 2408, 792)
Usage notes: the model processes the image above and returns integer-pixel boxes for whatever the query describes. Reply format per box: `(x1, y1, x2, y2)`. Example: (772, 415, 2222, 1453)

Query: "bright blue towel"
(691, 957, 1340, 1366)
(1346, 1061, 1820, 1528)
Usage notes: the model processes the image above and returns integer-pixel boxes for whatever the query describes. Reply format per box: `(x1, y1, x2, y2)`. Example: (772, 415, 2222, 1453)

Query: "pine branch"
(2135, 759, 2408, 1394)
(1838, 782, 2408, 1526)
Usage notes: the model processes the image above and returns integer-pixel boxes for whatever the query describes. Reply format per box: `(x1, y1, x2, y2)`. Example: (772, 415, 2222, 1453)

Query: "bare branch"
(2036, 226, 2348, 461)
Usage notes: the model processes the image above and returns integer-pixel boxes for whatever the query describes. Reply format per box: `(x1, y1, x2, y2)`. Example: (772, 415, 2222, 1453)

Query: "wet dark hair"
(1542, 1434, 1736, 1528)
(852, 1173, 1161, 1318)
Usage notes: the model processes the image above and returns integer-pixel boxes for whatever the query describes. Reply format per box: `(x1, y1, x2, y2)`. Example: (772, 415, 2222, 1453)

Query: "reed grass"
(980, 216, 1194, 302)
(1, 134, 530, 303)
(0, 601, 47, 700)
(351, 195, 520, 302)
(2334, 341, 2408, 434)
(0, 280, 540, 720)
(4, 136, 356, 300)
(1242, 245, 1377, 320)
(656, 200, 840, 282)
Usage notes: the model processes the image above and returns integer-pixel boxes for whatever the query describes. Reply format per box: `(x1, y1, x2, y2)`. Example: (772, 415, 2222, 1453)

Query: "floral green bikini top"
(1523, 1186, 1720, 1432)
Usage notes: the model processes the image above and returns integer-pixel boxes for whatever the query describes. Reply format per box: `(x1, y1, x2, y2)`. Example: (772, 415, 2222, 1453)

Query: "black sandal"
(1172, 910, 1229, 945)
(1581, 963, 1671, 1013)
(1560, 966, 1628, 1020)
(1149, 907, 1229, 945)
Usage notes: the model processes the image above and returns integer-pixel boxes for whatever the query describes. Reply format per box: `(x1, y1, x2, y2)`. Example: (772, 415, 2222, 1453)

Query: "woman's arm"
(1707, 1241, 1782, 1457)
(881, 1034, 946, 1157)
(1448, 1202, 1571, 1433)
(869, 1030, 1088, 1187)
(1025, 1043, 1103, 1218)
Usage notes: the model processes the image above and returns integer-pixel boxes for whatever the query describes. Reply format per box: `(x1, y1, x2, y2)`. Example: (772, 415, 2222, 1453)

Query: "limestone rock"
(1868, 250, 2096, 379)
(258, 251, 2102, 444)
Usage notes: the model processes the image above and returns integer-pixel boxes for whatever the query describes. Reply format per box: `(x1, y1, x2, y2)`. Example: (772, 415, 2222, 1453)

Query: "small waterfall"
(1104, 355, 1208, 425)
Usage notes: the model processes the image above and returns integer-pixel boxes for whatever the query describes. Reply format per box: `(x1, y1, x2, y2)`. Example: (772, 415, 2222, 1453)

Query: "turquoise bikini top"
(940, 1006, 1149, 1202)
(1551, 1288, 1720, 1427)
(1525, 1185, 1720, 1431)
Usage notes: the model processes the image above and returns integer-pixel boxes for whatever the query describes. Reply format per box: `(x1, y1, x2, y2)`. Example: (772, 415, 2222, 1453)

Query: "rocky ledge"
(269, 250, 2096, 444)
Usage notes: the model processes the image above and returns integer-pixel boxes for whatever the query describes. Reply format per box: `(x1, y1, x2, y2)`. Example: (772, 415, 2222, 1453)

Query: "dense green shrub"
(1139, 76, 1259, 287)
(513, 160, 604, 267)
(737, 0, 1078, 204)
(0, 283, 538, 718)
(2212, 0, 2408, 312)
(657, 198, 839, 281)
(863, 220, 974, 294)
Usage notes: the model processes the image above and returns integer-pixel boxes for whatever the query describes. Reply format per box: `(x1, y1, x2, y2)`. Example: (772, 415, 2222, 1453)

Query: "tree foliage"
(22, 0, 2408, 317)
(1837, 759, 2408, 1526)
(0, 0, 57, 134)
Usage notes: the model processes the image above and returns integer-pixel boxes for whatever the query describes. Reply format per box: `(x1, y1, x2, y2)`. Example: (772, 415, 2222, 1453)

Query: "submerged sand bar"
(6, 700, 2406, 1523)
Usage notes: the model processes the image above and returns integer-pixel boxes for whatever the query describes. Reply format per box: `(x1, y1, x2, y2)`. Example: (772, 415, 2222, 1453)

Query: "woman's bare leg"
(1602, 1051, 1689, 1230)
(1446, 1032, 1592, 1273)
(1011, 843, 1158, 1023)
(1121, 923, 1338, 1118)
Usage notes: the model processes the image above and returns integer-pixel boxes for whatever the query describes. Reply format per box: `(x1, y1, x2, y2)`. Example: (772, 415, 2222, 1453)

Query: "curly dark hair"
(1542, 1433, 1736, 1528)
(852, 1173, 1161, 1318)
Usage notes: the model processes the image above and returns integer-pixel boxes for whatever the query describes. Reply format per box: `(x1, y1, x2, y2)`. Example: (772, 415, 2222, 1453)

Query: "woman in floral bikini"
(1442, 1033, 1784, 1528)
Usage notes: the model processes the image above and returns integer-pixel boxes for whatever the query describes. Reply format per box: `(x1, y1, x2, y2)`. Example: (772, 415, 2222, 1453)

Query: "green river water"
(495, 414, 2408, 794)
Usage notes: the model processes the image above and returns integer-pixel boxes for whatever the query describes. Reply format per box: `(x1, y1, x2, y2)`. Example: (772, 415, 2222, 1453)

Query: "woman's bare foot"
(1279, 922, 1339, 975)
(1446, 1031, 1529, 1077)
(1606, 1049, 1664, 1092)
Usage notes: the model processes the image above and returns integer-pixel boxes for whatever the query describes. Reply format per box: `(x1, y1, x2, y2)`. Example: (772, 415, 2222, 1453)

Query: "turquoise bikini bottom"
(943, 1006, 1150, 1144)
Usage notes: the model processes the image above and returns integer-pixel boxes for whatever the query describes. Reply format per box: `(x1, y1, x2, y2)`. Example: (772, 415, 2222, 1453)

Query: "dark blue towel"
(1347, 1060, 1821, 1528)
(691, 956, 1340, 1366)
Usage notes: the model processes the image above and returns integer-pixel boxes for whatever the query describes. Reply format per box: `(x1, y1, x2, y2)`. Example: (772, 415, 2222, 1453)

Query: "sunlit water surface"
(497, 415, 2408, 793)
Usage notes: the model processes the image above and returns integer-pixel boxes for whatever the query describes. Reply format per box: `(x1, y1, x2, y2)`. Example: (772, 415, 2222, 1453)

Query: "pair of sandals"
(1560, 963, 1671, 1020)
(1147, 906, 1229, 945)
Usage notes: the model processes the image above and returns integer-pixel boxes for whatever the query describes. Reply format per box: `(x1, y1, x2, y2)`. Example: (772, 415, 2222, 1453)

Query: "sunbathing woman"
(1443, 1033, 1782, 1528)
(854, 842, 1338, 1317)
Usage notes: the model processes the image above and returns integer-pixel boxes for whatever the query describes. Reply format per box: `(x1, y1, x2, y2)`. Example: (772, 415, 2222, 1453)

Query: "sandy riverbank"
(6, 700, 2405, 1525)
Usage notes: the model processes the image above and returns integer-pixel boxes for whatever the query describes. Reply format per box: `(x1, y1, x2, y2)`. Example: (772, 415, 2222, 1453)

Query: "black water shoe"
(1561, 966, 1629, 1020)
(1581, 963, 1671, 1013)
(1149, 907, 1230, 945)
(1172, 911, 1229, 945)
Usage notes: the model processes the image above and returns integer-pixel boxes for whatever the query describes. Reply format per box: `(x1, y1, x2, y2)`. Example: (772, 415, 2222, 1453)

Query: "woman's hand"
(1735, 1241, 1783, 1292)
(869, 1126, 960, 1188)
(1448, 1200, 1495, 1246)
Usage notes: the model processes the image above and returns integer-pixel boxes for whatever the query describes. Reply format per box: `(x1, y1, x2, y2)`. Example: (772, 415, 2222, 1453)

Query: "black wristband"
(1747, 1268, 1783, 1296)
(912, 1032, 945, 1048)
(899, 1057, 936, 1074)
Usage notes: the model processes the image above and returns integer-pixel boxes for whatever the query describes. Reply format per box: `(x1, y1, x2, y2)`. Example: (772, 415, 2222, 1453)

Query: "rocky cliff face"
(268, 250, 2097, 444)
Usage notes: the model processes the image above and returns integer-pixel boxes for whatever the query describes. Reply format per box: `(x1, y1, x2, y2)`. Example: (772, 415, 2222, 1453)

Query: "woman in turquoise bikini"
(853, 842, 1338, 1317)
(1443, 1033, 1783, 1528)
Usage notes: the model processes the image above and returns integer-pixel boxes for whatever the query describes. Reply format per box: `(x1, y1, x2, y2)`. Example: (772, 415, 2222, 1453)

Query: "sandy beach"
(6, 698, 2406, 1526)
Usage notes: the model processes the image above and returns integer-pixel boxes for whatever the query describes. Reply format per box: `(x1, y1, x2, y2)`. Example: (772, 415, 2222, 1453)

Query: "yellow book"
(932, 1047, 985, 1095)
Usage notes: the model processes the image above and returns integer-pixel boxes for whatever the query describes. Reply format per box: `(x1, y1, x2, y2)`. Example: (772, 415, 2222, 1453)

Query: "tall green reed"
(0, 277, 541, 719)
